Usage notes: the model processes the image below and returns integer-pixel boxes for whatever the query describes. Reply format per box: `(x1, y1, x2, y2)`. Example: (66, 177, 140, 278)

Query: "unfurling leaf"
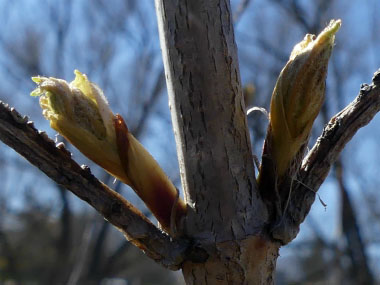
(259, 20, 341, 189)
(31, 70, 186, 234)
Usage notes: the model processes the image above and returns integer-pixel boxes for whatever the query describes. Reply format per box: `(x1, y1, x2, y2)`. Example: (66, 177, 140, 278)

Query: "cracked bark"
(156, 0, 278, 284)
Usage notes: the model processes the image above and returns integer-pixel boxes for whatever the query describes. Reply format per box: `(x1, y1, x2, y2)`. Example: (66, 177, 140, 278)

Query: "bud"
(259, 20, 341, 187)
(31, 70, 186, 233)
(257, 20, 341, 195)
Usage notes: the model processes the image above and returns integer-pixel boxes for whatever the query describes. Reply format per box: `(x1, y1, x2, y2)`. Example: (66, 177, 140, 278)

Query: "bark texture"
(155, 0, 277, 283)
(182, 237, 279, 284)
(156, 0, 267, 240)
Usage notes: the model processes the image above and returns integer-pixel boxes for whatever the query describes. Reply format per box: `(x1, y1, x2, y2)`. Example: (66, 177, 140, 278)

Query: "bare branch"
(272, 69, 380, 244)
(0, 101, 205, 270)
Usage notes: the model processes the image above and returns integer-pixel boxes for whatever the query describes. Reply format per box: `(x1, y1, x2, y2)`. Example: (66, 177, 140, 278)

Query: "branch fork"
(0, 17, 379, 274)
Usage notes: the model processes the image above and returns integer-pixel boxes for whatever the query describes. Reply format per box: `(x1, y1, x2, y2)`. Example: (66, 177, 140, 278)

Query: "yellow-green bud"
(31, 70, 122, 182)
(268, 19, 341, 178)
(31, 70, 186, 233)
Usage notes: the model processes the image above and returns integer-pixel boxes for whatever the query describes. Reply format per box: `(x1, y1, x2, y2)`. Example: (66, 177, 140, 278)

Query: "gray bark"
(155, 0, 278, 283)
(155, 0, 267, 241)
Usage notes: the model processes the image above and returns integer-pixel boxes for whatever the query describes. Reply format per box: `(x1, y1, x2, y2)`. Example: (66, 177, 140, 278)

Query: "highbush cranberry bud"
(31, 70, 186, 233)
(260, 20, 341, 186)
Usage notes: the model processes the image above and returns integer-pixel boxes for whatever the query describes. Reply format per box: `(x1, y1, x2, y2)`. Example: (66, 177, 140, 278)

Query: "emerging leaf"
(266, 20, 340, 179)
(31, 70, 186, 233)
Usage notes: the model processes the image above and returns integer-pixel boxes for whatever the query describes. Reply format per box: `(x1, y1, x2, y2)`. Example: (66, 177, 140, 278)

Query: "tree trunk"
(155, 0, 280, 283)
(182, 237, 279, 284)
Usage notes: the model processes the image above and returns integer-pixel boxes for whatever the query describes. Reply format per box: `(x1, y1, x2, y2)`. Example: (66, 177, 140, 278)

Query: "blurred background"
(0, 0, 379, 284)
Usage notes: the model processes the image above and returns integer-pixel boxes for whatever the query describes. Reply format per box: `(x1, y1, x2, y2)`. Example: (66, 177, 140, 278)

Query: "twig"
(0, 101, 203, 270)
(271, 69, 380, 244)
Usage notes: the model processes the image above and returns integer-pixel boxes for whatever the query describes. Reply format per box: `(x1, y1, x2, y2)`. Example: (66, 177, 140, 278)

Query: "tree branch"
(0, 101, 205, 270)
(272, 69, 380, 244)
(155, 0, 267, 242)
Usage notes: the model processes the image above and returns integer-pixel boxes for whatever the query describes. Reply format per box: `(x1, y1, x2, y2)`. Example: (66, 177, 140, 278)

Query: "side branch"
(0, 101, 197, 270)
(272, 69, 380, 244)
